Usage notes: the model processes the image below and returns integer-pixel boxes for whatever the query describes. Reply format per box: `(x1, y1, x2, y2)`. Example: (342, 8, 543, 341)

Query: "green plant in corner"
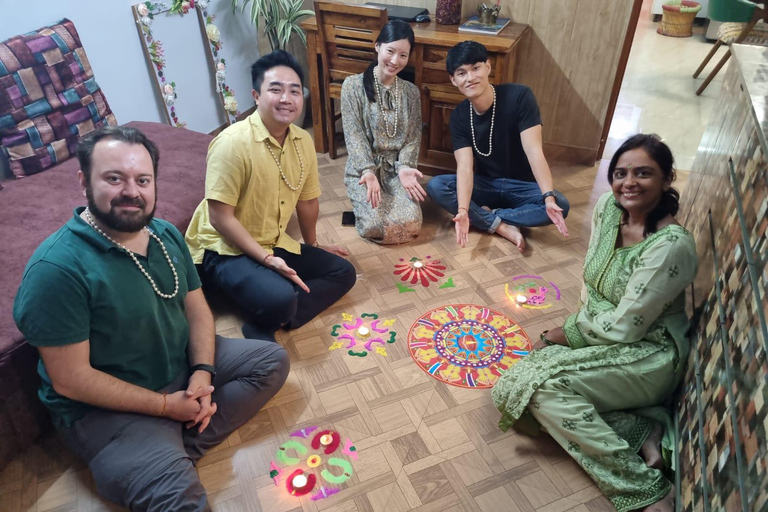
(231, 0, 315, 51)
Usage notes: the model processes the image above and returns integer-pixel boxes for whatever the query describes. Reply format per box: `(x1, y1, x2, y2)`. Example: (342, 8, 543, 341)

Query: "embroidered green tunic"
(492, 191, 697, 512)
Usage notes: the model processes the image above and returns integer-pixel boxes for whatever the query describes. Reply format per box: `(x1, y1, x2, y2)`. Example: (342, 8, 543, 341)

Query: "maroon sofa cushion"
(0, 121, 212, 468)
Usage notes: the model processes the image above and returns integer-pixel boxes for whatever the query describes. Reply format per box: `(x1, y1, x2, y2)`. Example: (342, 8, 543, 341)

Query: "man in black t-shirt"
(426, 41, 570, 250)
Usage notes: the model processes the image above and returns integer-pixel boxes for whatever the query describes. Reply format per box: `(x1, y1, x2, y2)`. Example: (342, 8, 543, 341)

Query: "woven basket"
(657, 1, 700, 37)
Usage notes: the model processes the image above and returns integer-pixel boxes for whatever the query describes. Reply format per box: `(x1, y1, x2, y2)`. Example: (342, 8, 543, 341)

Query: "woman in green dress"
(492, 134, 697, 512)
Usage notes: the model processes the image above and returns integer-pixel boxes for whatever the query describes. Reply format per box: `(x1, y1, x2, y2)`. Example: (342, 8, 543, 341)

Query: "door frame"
(597, 0, 645, 160)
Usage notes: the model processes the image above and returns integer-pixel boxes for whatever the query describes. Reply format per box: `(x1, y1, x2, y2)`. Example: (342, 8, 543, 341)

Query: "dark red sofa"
(0, 121, 212, 469)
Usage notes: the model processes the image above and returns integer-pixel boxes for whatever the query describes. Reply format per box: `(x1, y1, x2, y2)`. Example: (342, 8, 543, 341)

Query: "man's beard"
(85, 186, 157, 233)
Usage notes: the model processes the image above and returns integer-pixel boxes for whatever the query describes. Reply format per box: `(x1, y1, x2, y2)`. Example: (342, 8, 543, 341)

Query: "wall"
(0, 0, 262, 133)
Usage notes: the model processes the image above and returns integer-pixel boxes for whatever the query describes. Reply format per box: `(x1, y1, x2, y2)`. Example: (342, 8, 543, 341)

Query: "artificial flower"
(163, 83, 174, 95)
(137, 3, 149, 16)
(224, 95, 238, 113)
(206, 24, 220, 43)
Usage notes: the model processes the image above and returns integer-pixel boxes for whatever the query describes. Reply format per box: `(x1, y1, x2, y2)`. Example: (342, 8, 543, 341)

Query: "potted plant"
(657, 0, 702, 37)
(231, 0, 314, 126)
(231, 0, 314, 50)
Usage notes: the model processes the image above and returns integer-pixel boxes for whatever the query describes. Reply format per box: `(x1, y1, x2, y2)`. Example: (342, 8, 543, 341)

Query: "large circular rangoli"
(407, 304, 532, 389)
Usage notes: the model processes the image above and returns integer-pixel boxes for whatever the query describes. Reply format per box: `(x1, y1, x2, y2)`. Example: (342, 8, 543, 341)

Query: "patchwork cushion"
(0, 19, 117, 178)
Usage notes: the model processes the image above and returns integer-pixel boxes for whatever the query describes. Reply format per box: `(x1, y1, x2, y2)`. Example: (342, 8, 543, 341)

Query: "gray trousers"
(62, 336, 290, 512)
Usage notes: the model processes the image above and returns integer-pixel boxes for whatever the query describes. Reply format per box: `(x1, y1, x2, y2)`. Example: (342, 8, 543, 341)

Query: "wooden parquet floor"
(0, 155, 640, 512)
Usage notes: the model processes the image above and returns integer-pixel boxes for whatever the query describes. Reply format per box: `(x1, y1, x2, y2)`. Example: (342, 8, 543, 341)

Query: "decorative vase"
(435, 0, 461, 25)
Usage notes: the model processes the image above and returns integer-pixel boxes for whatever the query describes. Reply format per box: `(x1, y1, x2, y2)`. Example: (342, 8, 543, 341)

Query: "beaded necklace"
(84, 208, 179, 299)
(470, 85, 496, 157)
(267, 137, 305, 191)
(373, 67, 400, 138)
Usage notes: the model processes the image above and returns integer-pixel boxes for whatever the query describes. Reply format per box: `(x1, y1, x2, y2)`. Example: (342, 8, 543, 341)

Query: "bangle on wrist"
(263, 254, 273, 266)
(158, 391, 167, 416)
(540, 330, 554, 346)
(458, 206, 468, 213)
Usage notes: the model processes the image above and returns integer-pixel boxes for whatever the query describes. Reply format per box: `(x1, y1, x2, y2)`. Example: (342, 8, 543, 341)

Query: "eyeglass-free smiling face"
(375, 38, 411, 83)
(252, 65, 304, 127)
(449, 60, 492, 100)
(611, 148, 671, 215)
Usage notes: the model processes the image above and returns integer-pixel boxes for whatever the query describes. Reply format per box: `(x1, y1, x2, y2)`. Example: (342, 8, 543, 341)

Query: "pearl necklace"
(84, 208, 179, 299)
(470, 85, 496, 157)
(373, 67, 399, 138)
(267, 137, 305, 191)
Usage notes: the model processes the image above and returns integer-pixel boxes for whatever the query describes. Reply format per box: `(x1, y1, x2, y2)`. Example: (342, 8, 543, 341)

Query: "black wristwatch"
(542, 191, 556, 201)
(191, 364, 217, 379)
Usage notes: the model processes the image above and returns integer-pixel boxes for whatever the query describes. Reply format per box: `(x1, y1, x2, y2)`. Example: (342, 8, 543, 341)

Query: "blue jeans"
(426, 174, 570, 232)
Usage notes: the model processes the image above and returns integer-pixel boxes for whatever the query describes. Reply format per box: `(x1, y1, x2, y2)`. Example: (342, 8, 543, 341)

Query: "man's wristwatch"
(542, 191, 556, 201)
(191, 364, 217, 379)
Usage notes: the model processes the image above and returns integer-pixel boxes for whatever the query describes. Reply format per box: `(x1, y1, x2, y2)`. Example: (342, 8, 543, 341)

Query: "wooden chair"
(314, 1, 388, 159)
(693, 0, 767, 95)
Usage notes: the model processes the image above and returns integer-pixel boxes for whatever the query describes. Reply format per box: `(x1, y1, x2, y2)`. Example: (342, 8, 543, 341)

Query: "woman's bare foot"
(640, 422, 664, 471)
(496, 223, 526, 251)
(642, 484, 675, 512)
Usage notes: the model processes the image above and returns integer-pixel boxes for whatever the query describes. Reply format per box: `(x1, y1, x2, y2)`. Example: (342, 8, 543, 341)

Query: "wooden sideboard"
(301, 16, 530, 173)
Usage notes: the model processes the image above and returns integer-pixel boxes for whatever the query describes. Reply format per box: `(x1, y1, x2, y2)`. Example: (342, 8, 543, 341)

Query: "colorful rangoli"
(393, 256, 449, 289)
(328, 312, 396, 357)
(269, 426, 358, 500)
(407, 304, 532, 389)
(504, 275, 562, 310)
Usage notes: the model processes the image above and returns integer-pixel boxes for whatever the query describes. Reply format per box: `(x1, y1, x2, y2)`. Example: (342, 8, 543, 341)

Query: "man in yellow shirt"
(186, 51, 356, 339)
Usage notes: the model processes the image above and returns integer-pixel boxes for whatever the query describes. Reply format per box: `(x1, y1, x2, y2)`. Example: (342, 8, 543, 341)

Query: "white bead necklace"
(84, 208, 179, 299)
(267, 137, 305, 191)
(373, 67, 400, 138)
(470, 85, 496, 157)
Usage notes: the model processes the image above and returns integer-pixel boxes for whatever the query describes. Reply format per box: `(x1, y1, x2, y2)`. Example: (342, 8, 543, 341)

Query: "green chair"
(693, 0, 767, 95)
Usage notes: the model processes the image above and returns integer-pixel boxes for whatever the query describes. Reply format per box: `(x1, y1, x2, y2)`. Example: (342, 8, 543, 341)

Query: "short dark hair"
(251, 50, 304, 93)
(446, 41, 489, 75)
(77, 126, 160, 184)
(608, 133, 679, 237)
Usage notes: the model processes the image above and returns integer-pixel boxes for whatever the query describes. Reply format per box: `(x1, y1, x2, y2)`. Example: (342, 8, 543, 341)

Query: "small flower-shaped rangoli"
(394, 256, 447, 287)
(270, 426, 357, 501)
(329, 313, 396, 357)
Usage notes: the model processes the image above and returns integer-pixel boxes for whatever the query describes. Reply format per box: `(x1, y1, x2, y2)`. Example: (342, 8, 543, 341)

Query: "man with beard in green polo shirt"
(13, 126, 289, 512)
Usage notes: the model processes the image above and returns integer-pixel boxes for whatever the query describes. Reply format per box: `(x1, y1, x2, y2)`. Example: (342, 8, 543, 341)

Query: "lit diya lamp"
(286, 469, 316, 496)
(356, 326, 370, 338)
(320, 434, 334, 446)
(413, 261, 424, 268)
(292, 474, 308, 488)
(515, 294, 528, 306)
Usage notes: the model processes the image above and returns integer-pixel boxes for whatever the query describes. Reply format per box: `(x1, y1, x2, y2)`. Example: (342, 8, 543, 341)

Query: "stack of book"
(458, 15, 511, 36)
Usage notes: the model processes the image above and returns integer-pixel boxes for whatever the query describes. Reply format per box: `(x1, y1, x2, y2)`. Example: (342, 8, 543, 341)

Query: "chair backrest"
(709, 0, 755, 23)
(314, 1, 388, 84)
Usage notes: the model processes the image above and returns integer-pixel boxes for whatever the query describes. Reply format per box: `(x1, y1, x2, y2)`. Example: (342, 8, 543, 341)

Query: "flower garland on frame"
(134, 0, 239, 128)
(203, 12, 239, 123)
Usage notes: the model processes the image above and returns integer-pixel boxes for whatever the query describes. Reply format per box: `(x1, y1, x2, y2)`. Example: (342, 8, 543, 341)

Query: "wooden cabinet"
(302, 16, 529, 173)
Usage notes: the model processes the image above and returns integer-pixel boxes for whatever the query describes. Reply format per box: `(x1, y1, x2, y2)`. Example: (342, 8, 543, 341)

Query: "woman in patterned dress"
(341, 20, 425, 244)
(492, 135, 697, 512)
